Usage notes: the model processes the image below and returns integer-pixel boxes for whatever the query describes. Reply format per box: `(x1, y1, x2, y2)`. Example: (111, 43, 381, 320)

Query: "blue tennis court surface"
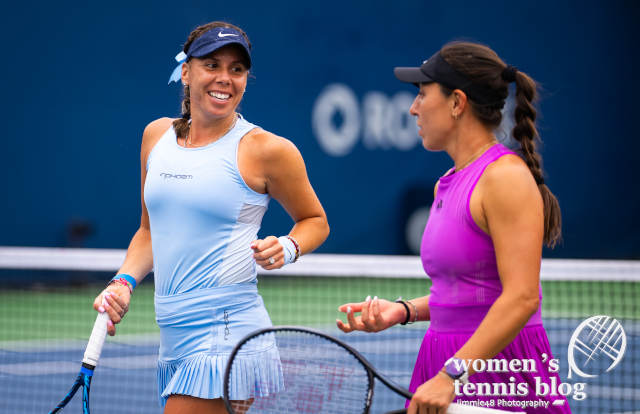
(0, 320, 638, 413)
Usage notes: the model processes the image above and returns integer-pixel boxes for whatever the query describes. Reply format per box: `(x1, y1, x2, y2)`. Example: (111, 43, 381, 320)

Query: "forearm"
(289, 215, 329, 255)
(453, 292, 538, 375)
(116, 226, 154, 285)
(408, 295, 431, 322)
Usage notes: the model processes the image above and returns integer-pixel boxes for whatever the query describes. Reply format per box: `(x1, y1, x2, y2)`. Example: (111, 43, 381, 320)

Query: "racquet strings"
(227, 330, 371, 413)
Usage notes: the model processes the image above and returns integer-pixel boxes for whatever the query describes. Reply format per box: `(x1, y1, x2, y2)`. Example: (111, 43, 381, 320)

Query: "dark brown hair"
(172, 21, 252, 139)
(440, 41, 561, 248)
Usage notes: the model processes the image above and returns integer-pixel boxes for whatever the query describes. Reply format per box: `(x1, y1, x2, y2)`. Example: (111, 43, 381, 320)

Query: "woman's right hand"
(92, 284, 131, 336)
(336, 296, 406, 333)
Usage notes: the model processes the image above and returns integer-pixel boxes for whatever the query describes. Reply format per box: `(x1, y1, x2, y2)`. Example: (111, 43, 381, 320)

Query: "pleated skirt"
(155, 282, 283, 406)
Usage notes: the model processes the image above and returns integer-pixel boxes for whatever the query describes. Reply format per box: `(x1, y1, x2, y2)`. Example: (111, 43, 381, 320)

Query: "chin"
(421, 140, 438, 152)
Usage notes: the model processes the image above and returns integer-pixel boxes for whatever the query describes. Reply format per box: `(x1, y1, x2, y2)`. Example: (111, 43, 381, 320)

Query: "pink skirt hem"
(407, 325, 572, 413)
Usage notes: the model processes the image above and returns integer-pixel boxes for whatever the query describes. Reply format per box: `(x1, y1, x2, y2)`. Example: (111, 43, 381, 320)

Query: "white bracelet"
(277, 236, 297, 266)
(407, 300, 418, 323)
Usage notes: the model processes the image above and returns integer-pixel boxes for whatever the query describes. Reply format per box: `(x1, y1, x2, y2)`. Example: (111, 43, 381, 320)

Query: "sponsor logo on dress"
(160, 172, 193, 180)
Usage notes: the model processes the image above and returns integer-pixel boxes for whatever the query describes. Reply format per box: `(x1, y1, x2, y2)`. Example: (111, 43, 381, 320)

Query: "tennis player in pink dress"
(337, 42, 571, 413)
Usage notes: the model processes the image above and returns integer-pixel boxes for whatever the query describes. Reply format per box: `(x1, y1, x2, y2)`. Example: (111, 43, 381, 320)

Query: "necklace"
(185, 113, 238, 148)
(455, 140, 497, 172)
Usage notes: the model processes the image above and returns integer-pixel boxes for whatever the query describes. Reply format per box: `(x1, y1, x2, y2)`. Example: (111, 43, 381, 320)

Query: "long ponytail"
(511, 70, 562, 247)
(440, 42, 562, 247)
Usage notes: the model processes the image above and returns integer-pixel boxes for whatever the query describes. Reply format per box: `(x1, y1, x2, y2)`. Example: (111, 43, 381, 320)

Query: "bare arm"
(336, 176, 441, 333)
(336, 294, 431, 333)
(452, 156, 543, 368)
(243, 130, 329, 269)
(112, 119, 172, 283)
(92, 118, 172, 335)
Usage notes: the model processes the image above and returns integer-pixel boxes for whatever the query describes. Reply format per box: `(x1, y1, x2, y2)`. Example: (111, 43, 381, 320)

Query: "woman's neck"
(186, 113, 238, 147)
(448, 120, 497, 172)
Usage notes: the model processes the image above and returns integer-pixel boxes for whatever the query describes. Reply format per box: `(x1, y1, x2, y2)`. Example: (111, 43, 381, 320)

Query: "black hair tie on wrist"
(501, 65, 518, 83)
(395, 300, 411, 325)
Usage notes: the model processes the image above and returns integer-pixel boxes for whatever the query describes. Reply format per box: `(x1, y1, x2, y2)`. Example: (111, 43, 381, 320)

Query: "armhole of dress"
(234, 126, 270, 206)
(146, 126, 174, 171)
(464, 151, 515, 237)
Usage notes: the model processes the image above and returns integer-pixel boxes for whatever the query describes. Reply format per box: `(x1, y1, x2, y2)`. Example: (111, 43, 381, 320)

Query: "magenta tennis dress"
(408, 143, 571, 413)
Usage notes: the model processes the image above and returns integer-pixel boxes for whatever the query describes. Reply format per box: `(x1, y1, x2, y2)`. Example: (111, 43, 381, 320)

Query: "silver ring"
(268, 257, 275, 265)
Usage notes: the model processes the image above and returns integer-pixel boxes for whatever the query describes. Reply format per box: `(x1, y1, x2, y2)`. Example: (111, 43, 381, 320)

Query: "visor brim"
(190, 40, 252, 68)
(394, 67, 434, 85)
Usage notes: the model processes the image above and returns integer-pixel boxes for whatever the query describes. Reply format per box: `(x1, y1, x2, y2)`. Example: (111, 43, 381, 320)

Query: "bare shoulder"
(480, 153, 540, 206)
(142, 118, 174, 144)
(483, 153, 535, 186)
(243, 128, 301, 162)
(141, 117, 174, 155)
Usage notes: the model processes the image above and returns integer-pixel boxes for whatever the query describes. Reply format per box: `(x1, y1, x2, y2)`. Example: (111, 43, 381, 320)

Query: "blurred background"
(1, 1, 639, 413)
(1, 0, 638, 259)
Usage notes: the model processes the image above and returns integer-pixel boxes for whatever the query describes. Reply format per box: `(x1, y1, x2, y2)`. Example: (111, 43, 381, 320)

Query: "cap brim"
(190, 40, 252, 68)
(394, 67, 433, 85)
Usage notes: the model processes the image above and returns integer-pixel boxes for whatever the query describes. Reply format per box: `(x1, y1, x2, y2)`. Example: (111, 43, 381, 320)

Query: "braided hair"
(439, 41, 561, 247)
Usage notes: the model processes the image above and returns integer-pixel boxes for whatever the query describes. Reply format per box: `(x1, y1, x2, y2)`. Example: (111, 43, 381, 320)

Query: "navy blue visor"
(186, 26, 251, 68)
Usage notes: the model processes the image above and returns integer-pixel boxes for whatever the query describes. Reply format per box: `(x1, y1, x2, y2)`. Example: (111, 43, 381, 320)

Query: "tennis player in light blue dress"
(93, 21, 329, 414)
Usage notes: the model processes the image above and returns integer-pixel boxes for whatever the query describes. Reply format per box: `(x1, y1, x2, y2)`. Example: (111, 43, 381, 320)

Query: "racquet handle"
(82, 311, 109, 367)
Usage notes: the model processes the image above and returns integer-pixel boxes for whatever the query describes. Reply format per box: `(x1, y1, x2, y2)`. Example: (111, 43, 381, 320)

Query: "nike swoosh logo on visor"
(218, 32, 238, 38)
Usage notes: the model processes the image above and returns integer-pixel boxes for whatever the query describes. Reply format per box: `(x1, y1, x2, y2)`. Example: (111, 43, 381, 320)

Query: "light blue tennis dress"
(144, 115, 283, 406)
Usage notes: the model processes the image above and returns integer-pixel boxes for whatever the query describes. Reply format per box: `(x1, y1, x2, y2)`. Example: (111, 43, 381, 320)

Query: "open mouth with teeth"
(208, 91, 232, 101)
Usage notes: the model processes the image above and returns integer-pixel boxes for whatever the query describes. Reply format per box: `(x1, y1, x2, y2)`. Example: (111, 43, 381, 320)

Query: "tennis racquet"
(223, 326, 521, 414)
(48, 311, 110, 413)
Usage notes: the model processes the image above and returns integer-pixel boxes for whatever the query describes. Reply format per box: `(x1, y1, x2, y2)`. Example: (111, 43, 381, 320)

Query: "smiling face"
(409, 83, 456, 150)
(182, 44, 249, 121)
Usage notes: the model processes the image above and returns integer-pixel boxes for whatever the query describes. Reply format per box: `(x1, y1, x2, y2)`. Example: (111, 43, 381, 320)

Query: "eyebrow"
(202, 56, 246, 65)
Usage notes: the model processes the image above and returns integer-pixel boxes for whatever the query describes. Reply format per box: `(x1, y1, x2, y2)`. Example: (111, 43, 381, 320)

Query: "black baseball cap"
(394, 51, 503, 105)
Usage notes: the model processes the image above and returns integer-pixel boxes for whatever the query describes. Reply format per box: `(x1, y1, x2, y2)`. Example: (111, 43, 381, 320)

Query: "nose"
(215, 69, 232, 85)
(409, 95, 419, 116)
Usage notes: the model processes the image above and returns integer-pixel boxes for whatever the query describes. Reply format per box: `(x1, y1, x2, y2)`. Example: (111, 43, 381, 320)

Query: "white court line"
(0, 333, 160, 352)
(0, 354, 158, 375)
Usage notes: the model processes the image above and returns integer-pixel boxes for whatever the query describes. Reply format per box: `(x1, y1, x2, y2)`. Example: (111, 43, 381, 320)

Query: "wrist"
(286, 235, 301, 262)
(395, 300, 411, 325)
(277, 236, 295, 265)
(277, 235, 301, 266)
(406, 299, 418, 323)
(443, 357, 470, 385)
(437, 370, 455, 384)
(109, 274, 136, 294)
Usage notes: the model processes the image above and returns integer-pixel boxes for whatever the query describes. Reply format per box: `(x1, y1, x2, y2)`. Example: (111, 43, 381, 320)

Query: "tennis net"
(0, 247, 638, 413)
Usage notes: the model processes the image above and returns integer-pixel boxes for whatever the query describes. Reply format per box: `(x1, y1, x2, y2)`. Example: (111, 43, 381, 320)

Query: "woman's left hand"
(251, 236, 284, 270)
(407, 372, 456, 414)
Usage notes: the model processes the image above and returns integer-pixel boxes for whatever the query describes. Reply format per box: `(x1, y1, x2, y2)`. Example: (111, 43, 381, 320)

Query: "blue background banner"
(2, 0, 638, 258)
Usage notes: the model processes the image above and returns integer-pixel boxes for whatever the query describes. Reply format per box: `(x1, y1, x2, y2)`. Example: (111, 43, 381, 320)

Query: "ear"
(450, 89, 469, 117)
(181, 62, 190, 86)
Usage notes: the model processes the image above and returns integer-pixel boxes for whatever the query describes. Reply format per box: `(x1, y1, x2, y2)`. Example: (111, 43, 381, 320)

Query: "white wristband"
(277, 236, 297, 266)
